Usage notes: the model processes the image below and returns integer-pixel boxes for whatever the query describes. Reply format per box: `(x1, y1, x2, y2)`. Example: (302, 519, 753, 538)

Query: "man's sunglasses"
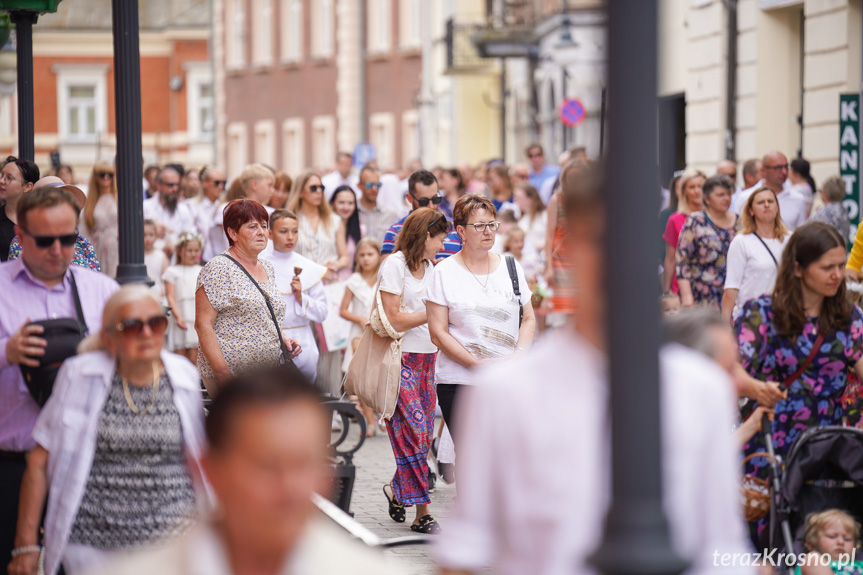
(20, 229, 78, 249)
(413, 195, 442, 207)
(97, 171, 114, 179)
(212, 180, 227, 187)
(363, 182, 383, 190)
(309, 185, 325, 192)
(115, 315, 169, 337)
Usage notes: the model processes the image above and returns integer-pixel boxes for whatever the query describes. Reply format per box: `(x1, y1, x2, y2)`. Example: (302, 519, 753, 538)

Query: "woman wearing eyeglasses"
(379, 208, 450, 535)
(427, 194, 536, 451)
(8, 285, 208, 575)
(80, 162, 119, 277)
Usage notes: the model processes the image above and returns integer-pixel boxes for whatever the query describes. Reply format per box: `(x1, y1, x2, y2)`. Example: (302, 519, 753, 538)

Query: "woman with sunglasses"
(379, 208, 450, 535)
(427, 194, 536, 452)
(287, 172, 349, 282)
(80, 162, 119, 277)
(8, 285, 208, 575)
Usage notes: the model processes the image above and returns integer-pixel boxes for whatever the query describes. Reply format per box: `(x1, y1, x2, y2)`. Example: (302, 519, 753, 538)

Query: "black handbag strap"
(752, 233, 779, 267)
(220, 254, 291, 360)
(505, 255, 523, 327)
(68, 270, 88, 335)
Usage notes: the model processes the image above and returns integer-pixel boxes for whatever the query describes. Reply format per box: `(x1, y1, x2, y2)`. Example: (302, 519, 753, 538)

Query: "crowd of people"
(0, 140, 862, 575)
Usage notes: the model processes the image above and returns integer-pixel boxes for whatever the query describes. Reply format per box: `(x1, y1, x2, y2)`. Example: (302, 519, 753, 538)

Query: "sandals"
(383, 484, 405, 523)
(411, 514, 442, 534)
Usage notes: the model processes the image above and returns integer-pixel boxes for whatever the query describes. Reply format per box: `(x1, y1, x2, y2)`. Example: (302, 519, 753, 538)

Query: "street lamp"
(0, 0, 63, 161)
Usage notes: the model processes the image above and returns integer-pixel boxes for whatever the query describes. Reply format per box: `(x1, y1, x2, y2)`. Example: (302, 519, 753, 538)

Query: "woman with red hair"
(194, 199, 301, 394)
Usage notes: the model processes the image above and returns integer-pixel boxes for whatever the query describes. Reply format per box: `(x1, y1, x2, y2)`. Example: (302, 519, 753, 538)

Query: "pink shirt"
(662, 212, 687, 294)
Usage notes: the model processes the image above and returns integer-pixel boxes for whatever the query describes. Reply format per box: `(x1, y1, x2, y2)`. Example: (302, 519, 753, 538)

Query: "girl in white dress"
(163, 233, 203, 362)
(144, 219, 168, 300)
(264, 209, 329, 384)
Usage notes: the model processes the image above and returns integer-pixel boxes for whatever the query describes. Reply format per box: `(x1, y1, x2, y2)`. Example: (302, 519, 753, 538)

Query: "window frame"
(53, 63, 108, 144)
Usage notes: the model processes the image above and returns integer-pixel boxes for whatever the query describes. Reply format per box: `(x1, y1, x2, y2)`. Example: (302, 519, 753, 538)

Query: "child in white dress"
(264, 209, 329, 383)
(144, 219, 168, 301)
(340, 237, 382, 434)
(163, 232, 203, 362)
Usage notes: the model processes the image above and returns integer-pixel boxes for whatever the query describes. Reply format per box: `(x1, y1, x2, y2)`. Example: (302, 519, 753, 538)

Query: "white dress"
(144, 249, 167, 300)
(263, 249, 328, 383)
(341, 272, 376, 372)
(162, 264, 202, 350)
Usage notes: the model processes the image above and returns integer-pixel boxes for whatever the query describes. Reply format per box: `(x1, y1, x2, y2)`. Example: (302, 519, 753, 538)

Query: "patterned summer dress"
(735, 295, 863, 475)
(67, 373, 197, 549)
(675, 211, 737, 309)
(196, 254, 286, 382)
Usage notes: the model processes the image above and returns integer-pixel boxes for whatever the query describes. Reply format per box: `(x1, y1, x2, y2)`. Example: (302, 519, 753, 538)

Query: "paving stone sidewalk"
(341, 417, 456, 574)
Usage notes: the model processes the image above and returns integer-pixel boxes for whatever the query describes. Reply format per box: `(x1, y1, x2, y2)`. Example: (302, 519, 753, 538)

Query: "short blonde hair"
(77, 285, 165, 353)
(240, 163, 275, 193)
(804, 509, 861, 552)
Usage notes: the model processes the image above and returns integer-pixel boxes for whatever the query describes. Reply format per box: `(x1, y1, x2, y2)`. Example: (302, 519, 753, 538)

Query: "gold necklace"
(121, 361, 161, 415)
(462, 253, 491, 292)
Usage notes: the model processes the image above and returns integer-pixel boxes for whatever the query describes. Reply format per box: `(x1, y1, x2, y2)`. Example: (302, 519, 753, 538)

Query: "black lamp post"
(112, 0, 150, 285)
(588, 2, 688, 574)
(0, 0, 62, 162)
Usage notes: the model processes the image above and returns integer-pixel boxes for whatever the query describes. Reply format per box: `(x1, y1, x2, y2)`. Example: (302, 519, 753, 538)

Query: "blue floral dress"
(735, 295, 863, 475)
(675, 211, 736, 309)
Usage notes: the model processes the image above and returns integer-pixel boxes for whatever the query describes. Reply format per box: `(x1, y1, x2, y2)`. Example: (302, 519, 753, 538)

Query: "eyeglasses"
(309, 185, 325, 193)
(162, 182, 180, 188)
(528, 153, 543, 159)
(20, 229, 78, 248)
(115, 315, 169, 337)
(413, 195, 443, 207)
(97, 171, 114, 179)
(467, 221, 500, 233)
(363, 182, 383, 190)
(212, 180, 227, 187)
(764, 164, 789, 171)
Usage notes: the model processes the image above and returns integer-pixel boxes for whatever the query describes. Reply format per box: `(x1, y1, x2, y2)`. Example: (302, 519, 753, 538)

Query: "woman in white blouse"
(721, 187, 790, 322)
(378, 208, 450, 535)
(513, 182, 547, 255)
(427, 194, 536, 451)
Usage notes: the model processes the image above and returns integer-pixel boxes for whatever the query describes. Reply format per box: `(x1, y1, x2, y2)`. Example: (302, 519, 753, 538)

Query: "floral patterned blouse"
(196, 253, 286, 383)
(735, 295, 863, 476)
(675, 211, 736, 309)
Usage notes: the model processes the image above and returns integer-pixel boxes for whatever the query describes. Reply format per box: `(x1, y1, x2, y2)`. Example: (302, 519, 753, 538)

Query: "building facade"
(0, 0, 214, 181)
(659, 0, 862, 184)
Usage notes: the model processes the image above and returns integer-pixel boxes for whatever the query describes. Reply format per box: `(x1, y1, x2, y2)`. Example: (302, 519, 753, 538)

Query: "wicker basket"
(740, 451, 773, 523)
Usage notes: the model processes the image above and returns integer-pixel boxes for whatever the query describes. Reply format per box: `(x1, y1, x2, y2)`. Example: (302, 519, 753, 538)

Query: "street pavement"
(338, 416, 458, 574)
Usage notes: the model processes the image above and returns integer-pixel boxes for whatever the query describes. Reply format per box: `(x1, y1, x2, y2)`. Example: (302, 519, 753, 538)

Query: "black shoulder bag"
(505, 255, 523, 327)
(221, 254, 294, 365)
(20, 272, 88, 407)
(752, 233, 779, 267)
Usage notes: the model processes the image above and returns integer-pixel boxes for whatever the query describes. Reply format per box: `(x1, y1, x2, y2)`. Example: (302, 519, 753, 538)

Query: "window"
(280, 0, 303, 62)
(254, 120, 276, 166)
(227, 0, 246, 68)
(401, 109, 418, 164)
(399, 0, 421, 49)
(312, 115, 335, 170)
(312, 0, 333, 58)
(252, 0, 273, 66)
(53, 64, 108, 143)
(367, 0, 391, 53)
(185, 62, 214, 141)
(282, 118, 305, 175)
(370, 112, 394, 168)
(227, 122, 249, 179)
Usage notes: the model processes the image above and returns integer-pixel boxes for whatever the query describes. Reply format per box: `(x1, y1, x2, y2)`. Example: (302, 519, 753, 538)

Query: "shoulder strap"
(779, 332, 825, 391)
(752, 233, 779, 267)
(68, 270, 88, 335)
(220, 254, 291, 359)
(505, 255, 523, 327)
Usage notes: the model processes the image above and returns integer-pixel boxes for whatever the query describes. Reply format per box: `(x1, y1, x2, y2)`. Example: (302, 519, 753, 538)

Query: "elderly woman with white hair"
(8, 285, 208, 575)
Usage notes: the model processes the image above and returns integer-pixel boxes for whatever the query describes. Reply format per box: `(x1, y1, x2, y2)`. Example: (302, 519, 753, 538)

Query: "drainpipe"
(725, 0, 737, 161)
(359, 0, 367, 143)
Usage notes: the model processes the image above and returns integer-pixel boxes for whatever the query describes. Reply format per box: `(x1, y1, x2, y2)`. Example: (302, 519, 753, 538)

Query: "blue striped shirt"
(381, 214, 462, 261)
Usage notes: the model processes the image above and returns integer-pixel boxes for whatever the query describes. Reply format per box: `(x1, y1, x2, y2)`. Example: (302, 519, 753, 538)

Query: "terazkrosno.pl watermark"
(713, 548, 857, 568)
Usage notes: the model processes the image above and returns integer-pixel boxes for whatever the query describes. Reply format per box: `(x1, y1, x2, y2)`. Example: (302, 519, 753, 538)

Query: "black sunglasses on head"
(413, 195, 442, 207)
(20, 229, 78, 249)
(115, 315, 169, 337)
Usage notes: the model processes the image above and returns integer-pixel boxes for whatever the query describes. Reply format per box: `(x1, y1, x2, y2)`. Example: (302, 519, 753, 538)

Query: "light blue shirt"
(528, 164, 560, 193)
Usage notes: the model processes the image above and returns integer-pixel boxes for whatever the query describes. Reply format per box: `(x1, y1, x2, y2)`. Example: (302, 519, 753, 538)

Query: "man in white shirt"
(191, 167, 226, 238)
(435, 162, 753, 575)
(142, 167, 196, 256)
(731, 151, 806, 230)
(322, 151, 358, 201)
(88, 367, 401, 575)
(356, 166, 396, 242)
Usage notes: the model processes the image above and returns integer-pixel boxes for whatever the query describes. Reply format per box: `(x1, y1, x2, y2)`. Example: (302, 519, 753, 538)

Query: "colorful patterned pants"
(386, 352, 437, 506)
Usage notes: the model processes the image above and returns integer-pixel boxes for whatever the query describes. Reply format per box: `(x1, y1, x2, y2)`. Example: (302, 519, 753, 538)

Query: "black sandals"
(383, 484, 405, 523)
(410, 514, 442, 534)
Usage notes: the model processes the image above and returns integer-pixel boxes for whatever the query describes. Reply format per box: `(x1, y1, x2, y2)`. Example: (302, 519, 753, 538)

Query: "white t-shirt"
(378, 251, 436, 354)
(724, 232, 790, 316)
(425, 253, 531, 384)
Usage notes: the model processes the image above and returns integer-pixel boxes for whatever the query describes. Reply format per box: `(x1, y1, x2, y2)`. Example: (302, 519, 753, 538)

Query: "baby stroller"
(761, 421, 863, 571)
